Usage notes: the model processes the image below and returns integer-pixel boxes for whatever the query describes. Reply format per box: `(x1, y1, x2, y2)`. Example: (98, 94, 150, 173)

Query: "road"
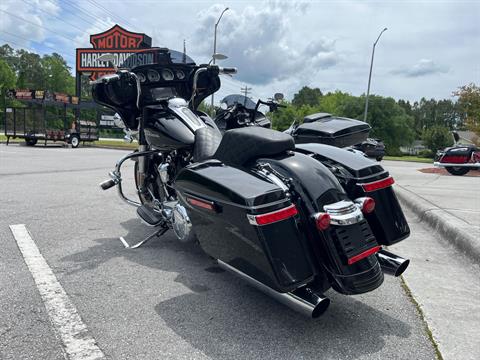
(0, 144, 476, 360)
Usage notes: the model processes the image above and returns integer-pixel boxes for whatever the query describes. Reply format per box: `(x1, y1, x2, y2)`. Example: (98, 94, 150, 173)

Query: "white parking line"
(9, 224, 105, 360)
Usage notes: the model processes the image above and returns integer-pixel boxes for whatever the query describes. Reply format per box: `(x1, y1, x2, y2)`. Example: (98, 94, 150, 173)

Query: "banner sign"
(7, 89, 79, 105)
(76, 25, 158, 80)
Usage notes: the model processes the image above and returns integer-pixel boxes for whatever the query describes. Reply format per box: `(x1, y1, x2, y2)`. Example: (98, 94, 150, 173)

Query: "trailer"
(3, 89, 99, 148)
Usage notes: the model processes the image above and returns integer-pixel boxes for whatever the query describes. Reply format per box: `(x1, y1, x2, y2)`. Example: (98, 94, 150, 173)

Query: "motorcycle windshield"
(221, 94, 256, 110)
(126, 48, 195, 70)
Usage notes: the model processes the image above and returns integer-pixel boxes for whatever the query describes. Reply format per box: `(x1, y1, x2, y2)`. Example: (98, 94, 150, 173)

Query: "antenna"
(182, 39, 187, 64)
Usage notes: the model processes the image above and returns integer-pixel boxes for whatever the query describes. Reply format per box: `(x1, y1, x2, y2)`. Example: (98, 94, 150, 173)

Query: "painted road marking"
(9, 224, 105, 360)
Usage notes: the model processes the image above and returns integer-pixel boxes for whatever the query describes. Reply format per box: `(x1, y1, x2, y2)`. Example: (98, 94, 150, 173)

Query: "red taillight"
(358, 176, 394, 192)
(348, 245, 381, 265)
(361, 197, 375, 214)
(186, 196, 215, 211)
(250, 204, 298, 226)
(315, 212, 331, 231)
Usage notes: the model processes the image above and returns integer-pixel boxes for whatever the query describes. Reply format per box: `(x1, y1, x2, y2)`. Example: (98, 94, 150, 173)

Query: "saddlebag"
(296, 143, 410, 246)
(175, 160, 315, 292)
(293, 114, 371, 148)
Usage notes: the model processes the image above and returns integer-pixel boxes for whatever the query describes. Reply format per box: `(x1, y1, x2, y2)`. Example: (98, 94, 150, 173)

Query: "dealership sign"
(76, 25, 158, 80)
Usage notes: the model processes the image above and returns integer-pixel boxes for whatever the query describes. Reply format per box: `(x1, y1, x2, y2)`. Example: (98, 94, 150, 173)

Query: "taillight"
(248, 204, 298, 226)
(355, 197, 375, 214)
(314, 212, 331, 231)
(348, 245, 381, 265)
(358, 176, 394, 192)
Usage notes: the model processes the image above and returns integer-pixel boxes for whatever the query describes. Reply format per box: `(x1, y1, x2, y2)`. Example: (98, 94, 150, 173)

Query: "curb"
(394, 184, 480, 264)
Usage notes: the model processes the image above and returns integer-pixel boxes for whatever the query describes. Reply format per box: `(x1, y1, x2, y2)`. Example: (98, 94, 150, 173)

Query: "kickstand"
(129, 225, 169, 249)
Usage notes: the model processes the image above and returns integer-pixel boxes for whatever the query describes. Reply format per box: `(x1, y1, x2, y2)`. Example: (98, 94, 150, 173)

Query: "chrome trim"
(434, 162, 480, 168)
(111, 149, 160, 207)
(217, 260, 330, 318)
(323, 200, 364, 226)
(377, 249, 410, 277)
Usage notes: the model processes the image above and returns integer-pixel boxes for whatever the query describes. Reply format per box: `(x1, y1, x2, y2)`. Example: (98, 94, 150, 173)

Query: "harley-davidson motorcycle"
(434, 131, 479, 176)
(93, 49, 410, 318)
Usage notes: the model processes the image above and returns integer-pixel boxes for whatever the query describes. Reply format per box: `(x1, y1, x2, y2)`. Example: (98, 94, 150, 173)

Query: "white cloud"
(190, 2, 340, 85)
(392, 59, 449, 78)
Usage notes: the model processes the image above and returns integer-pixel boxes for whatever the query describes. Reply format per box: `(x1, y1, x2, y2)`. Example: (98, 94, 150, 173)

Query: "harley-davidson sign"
(76, 25, 158, 80)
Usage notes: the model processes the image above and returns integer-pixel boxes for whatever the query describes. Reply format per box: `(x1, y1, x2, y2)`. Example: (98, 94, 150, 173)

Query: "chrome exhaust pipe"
(376, 249, 410, 277)
(218, 260, 330, 318)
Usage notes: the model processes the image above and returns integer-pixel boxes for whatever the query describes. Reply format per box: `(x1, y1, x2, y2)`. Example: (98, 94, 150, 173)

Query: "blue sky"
(1, 0, 478, 103)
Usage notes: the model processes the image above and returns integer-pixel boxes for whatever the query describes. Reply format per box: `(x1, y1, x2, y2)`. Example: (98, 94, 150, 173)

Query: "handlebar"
(89, 73, 120, 85)
(219, 67, 237, 75)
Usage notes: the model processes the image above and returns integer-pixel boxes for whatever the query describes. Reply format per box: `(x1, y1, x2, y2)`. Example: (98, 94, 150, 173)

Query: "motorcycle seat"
(193, 127, 223, 162)
(213, 127, 295, 166)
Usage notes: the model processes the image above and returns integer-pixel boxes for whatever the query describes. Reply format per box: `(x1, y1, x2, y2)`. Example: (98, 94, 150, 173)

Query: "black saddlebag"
(296, 143, 410, 245)
(175, 160, 315, 292)
(293, 114, 371, 148)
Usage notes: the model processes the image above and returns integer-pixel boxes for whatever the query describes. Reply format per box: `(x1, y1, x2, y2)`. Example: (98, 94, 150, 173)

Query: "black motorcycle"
(93, 49, 410, 318)
(434, 131, 479, 176)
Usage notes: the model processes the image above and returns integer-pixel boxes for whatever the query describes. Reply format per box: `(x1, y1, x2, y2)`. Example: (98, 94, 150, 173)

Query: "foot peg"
(137, 204, 163, 226)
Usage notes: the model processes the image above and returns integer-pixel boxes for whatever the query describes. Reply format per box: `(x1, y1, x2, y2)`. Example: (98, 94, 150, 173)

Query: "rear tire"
(445, 166, 470, 176)
(25, 138, 37, 146)
(70, 135, 80, 148)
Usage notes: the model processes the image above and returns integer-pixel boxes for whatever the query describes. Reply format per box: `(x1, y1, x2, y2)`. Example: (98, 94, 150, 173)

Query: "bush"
(422, 126, 453, 152)
(417, 149, 435, 158)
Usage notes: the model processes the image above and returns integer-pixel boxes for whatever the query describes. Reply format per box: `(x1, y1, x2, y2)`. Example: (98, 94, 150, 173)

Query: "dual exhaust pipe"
(218, 249, 409, 319)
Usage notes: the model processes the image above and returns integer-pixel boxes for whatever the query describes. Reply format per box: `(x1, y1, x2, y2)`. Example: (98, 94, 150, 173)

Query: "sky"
(0, 0, 478, 103)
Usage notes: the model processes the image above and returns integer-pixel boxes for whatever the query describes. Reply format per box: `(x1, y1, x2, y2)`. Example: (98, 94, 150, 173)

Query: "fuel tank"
(143, 105, 195, 150)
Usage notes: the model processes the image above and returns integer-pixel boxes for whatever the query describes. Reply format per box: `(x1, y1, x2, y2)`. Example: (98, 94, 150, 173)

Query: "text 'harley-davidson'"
(93, 49, 410, 318)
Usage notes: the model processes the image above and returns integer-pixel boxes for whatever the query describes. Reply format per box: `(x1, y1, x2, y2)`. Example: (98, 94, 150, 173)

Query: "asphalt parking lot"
(1, 144, 477, 360)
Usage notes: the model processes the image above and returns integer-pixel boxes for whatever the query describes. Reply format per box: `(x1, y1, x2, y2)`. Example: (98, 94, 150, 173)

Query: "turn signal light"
(186, 196, 215, 211)
(356, 197, 375, 214)
(358, 176, 394, 192)
(250, 204, 298, 226)
(315, 212, 331, 231)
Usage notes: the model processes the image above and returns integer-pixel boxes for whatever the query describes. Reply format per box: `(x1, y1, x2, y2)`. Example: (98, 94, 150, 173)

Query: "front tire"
(445, 166, 470, 176)
(376, 156, 383, 161)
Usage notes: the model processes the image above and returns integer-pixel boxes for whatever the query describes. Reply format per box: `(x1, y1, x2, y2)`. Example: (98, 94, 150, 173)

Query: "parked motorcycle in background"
(434, 131, 480, 176)
(216, 94, 385, 160)
(92, 49, 411, 318)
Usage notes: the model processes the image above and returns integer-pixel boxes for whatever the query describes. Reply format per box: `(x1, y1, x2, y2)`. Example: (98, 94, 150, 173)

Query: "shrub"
(422, 126, 453, 152)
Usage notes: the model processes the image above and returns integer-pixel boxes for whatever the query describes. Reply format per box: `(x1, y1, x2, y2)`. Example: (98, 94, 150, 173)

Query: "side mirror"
(212, 53, 228, 61)
(98, 53, 117, 71)
(274, 93, 284, 102)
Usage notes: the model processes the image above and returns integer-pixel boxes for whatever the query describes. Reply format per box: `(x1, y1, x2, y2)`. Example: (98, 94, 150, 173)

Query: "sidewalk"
(383, 160, 480, 262)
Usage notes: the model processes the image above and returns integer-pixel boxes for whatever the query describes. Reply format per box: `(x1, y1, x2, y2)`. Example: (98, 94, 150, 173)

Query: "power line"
(240, 85, 252, 106)
(61, 0, 113, 30)
(0, 30, 75, 60)
(0, 9, 78, 43)
(48, 0, 106, 32)
(0, 37, 34, 53)
(86, 0, 138, 31)
(20, 0, 86, 34)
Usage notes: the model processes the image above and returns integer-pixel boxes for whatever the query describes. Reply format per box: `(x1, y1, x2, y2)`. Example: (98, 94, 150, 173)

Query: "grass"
(384, 155, 433, 164)
(0, 134, 138, 149)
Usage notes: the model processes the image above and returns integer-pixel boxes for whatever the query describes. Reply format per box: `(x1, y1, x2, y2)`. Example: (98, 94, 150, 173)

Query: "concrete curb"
(395, 184, 480, 264)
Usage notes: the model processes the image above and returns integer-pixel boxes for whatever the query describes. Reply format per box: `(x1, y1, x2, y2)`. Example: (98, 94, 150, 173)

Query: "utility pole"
(363, 27, 388, 122)
(241, 86, 252, 106)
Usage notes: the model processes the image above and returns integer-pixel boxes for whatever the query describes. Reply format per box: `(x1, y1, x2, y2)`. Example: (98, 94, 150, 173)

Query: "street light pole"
(211, 7, 229, 115)
(363, 27, 387, 122)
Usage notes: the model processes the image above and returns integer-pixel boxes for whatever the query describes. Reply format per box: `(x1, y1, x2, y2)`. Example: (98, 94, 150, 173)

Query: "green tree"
(422, 126, 453, 152)
(0, 58, 16, 89)
(453, 83, 480, 142)
(292, 86, 323, 107)
(15, 49, 45, 89)
(41, 53, 75, 93)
